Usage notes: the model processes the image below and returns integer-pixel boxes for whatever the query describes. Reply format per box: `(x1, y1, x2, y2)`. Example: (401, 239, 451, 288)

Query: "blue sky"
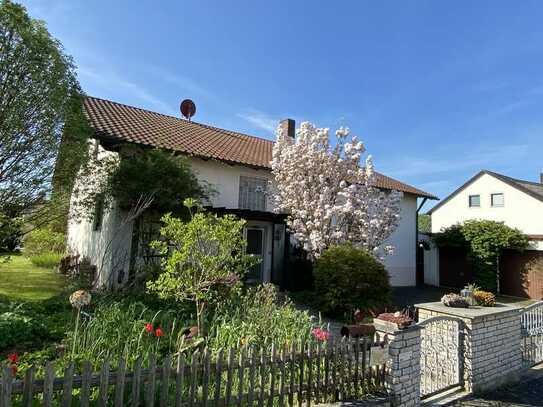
(21, 0, 543, 210)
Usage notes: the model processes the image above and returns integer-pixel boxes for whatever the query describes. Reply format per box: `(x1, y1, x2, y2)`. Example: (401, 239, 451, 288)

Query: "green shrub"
(29, 252, 63, 268)
(0, 304, 51, 351)
(208, 284, 316, 350)
(433, 220, 528, 291)
(0, 213, 23, 252)
(148, 199, 258, 333)
(314, 244, 391, 316)
(23, 228, 65, 256)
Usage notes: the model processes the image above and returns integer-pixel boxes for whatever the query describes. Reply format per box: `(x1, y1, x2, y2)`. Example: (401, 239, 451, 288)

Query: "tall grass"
(208, 284, 318, 351)
(65, 285, 321, 370)
(29, 252, 63, 268)
(66, 300, 195, 369)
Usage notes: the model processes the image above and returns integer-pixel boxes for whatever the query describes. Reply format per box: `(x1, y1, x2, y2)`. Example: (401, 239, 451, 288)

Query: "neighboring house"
(67, 96, 437, 288)
(428, 170, 543, 250)
(423, 170, 543, 297)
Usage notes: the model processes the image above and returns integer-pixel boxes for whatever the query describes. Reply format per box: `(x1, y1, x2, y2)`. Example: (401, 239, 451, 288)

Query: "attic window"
(491, 193, 504, 207)
(469, 195, 480, 208)
(239, 176, 267, 211)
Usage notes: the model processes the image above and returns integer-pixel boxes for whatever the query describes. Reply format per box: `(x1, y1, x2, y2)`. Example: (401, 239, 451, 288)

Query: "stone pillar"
(376, 324, 422, 407)
(417, 303, 523, 393)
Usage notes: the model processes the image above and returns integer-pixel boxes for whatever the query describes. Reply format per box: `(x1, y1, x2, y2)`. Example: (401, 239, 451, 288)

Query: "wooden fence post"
(2, 367, 13, 407)
(115, 358, 127, 407)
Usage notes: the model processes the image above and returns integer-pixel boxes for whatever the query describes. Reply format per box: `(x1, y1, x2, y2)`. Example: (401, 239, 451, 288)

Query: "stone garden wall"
(418, 304, 523, 393)
(375, 302, 532, 406)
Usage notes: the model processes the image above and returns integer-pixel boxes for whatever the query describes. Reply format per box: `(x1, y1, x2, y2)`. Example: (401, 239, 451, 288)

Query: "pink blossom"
(271, 122, 402, 260)
(312, 328, 330, 341)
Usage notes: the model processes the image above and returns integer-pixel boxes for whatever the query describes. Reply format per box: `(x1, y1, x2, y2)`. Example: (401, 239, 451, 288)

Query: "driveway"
(451, 380, 543, 406)
(450, 366, 543, 407)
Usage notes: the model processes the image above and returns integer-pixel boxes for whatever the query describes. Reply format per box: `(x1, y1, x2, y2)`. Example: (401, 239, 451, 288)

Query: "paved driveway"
(451, 375, 543, 406)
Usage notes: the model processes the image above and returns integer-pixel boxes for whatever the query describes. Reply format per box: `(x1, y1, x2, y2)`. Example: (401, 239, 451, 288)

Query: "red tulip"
(145, 323, 153, 334)
(7, 353, 18, 363)
(311, 328, 330, 342)
(155, 327, 164, 337)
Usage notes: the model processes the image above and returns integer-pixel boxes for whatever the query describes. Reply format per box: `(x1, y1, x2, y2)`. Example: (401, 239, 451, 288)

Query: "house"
(67, 96, 437, 288)
(423, 170, 543, 297)
(428, 170, 543, 249)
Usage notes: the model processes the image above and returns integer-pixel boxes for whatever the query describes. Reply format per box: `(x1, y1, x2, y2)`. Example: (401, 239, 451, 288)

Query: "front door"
(245, 227, 265, 283)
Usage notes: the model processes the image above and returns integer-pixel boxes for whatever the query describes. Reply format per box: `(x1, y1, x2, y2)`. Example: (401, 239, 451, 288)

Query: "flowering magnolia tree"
(271, 122, 402, 259)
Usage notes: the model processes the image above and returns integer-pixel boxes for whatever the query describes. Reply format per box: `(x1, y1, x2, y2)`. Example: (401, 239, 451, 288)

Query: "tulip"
(7, 353, 18, 364)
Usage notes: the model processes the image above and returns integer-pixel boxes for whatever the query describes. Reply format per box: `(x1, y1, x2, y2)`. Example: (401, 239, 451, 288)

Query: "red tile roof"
(83, 96, 437, 199)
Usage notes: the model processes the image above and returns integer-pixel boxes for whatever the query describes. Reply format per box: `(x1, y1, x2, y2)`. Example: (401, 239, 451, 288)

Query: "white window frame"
(491, 193, 504, 208)
(468, 194, 480, 208)
(238, 176, 268, 211)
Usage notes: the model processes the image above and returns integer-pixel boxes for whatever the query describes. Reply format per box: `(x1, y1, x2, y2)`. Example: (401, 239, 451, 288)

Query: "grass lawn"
(0, 253, 66, 301)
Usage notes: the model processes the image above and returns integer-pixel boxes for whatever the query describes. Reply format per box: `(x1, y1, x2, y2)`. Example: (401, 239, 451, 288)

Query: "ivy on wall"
(71, 144, 211, 222)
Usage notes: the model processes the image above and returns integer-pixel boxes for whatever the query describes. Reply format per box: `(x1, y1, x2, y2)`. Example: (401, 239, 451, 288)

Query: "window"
(469, 195, 480, 208)
(239, 176, 268, 211)
(93, 196, 105, 231)
(491, 193, 504, 207)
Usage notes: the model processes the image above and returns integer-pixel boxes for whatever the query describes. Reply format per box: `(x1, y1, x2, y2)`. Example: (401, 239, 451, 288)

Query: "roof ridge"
(484, 169, 542, 187)
(85, 95, 273, 144)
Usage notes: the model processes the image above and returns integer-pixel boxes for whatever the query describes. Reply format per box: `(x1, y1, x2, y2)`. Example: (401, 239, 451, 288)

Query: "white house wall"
(189, 157, 274, 210)
(431, 173, 543, 249)
(383, 194, 418, 286)
(188, 158, 276, 282)
(67, 148, 422, 287)
(66, 141, 133, 288)
(191, 157, 420, 286)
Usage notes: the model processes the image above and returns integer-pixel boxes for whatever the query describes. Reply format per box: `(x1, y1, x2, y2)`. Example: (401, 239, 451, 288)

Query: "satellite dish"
(180, 99, 196, 121)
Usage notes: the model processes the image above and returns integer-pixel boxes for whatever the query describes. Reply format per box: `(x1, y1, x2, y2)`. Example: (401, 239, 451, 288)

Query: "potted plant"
(441, 293, 469, 308)
(373, 311, 414, 332)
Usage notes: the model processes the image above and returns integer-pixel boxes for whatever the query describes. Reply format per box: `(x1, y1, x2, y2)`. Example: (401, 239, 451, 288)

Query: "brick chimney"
(279, 118, 295, 139)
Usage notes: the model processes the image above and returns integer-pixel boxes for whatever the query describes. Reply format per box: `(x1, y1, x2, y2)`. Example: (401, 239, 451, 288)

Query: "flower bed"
(374, 312, 414, 331)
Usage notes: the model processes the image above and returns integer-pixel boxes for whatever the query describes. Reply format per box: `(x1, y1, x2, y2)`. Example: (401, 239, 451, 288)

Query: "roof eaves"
(428, 170, 543, 215)
(426, 170, 486, 214)
(484, 171, 543, 204)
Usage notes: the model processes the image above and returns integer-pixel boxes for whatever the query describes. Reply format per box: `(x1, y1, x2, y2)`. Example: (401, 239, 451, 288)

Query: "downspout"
(416, 197, 428, 286)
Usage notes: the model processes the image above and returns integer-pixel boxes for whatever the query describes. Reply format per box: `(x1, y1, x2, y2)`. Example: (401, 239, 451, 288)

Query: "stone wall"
(417, 303, 523, 393)
(375, 324, 421, 407)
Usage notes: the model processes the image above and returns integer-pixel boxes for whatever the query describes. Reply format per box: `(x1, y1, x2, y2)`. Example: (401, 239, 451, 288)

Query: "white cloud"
(381, 143, 530, 179)
(78, 66, 176, 116)
(236, 109, 279, 133)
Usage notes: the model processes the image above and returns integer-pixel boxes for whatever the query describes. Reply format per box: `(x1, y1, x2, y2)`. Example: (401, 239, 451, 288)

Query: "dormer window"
(469, 195, 480, 208)
(239, 176, 267, 211)
(491, 193, 504, 207)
